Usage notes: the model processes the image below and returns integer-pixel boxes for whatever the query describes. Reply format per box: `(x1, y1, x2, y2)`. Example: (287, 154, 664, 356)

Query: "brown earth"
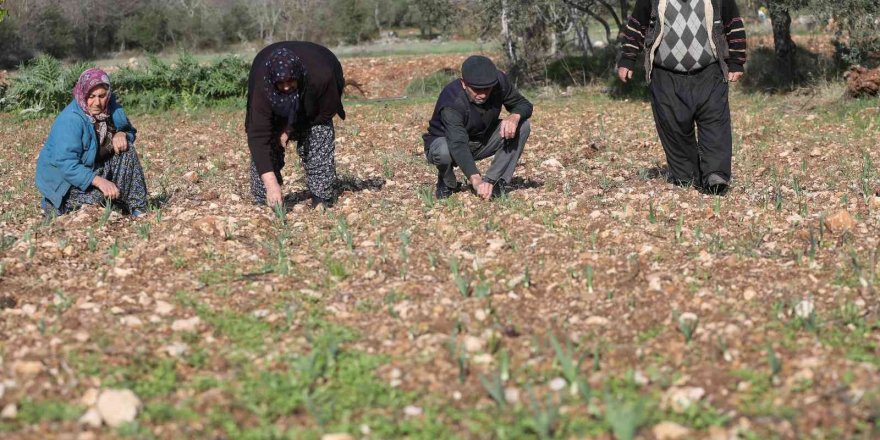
(1, 53, 880, 438)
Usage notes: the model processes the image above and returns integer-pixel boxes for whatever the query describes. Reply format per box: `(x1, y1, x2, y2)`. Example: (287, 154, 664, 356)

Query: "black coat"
(246, 41, 345, 175)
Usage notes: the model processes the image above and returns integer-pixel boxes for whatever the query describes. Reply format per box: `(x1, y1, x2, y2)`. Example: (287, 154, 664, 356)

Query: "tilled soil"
(1, 53, 879, 439)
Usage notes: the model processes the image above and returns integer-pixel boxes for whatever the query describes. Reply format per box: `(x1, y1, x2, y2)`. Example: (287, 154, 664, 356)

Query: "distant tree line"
(1, 0, 876, 88)
(0, 0, 469, 68)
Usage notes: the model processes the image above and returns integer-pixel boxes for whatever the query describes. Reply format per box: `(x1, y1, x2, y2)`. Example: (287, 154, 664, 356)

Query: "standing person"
(35, 68, 148, 218)
(617, 0, 747, 193)
(246, 41, 346, 208)
(423, 55, 533, 200)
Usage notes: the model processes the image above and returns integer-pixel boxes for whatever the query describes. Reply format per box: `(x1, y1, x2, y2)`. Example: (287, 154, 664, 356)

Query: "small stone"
(1, 404, 17, 419)
(652, 421, 692, 440)
(463, 336, 484, 353)
(321, 434, 354, 440)
(96, 389, 142, 427)
(252, 309, 270, 318)
(795, 299, 815, 319)
(486, 239, 506, 251)
(79, 408, 103, 428)
(13, 360, 43, 376)
(540, 158, 563, 169)
(154, 300, 174, 315)
(549, 377, 567, 391)
(80, 388, 100, 406)
(112, 267, 135, 277)
(585, 316, 609, 326)
(504, 387, 520, 404)
(165, 343, 189, 357)
(824, 210, 856, 233)
(74, 331, 90, 342)
(743, 288, 757, 301)
(808, 147, 821, 157)
(77, 432, 97, 440)
(183, 170, 200, 183)
(171, 316, 201, 332)
(662, 386, 705, 413)
(120, 315, 143, 327)
(403, 405, 423, 417)
(474, 309, 487, 322)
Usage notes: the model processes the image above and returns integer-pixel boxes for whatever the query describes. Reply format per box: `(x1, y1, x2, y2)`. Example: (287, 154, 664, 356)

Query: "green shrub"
(4, 55, 89, 116)
(404, 68, 458, 98)
(4, 53, 249, 116)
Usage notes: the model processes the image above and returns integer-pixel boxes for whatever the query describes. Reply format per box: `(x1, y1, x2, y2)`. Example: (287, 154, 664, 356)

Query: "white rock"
(96, 389, 142, 427)
(795, 299, 815, 319)
(79, 408, 103, 428)
(549, 377, 567, 391)
(165, 343, 189, 357)
(120, 316, 143, 327)
(743, 288, 757, 301)
(653, 421, 692, 440)
(474, 309, 487, 322)
(662, 386, 705, 413)
(1, 404, 17, 419)
(403, 405, 423, 417)
(252, 309, 270, 318)
(80, 388, 100, 406)
(486, 239, 506, 251)
(321, 434, 354, 440)
(585, 316, 609, 326)
(171, 316, 201, 332)
(541, 158, 564, 169)
(154, 300, 174, 315)
(463, 336, 484, 353)
(504, 387, 520, 404)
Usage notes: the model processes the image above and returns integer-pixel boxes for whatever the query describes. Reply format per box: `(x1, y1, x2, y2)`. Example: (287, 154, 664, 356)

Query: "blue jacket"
(35, 97, 136, 208)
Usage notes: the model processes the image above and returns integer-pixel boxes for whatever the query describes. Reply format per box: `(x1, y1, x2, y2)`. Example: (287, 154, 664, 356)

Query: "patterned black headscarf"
(264, 47, 306, 128)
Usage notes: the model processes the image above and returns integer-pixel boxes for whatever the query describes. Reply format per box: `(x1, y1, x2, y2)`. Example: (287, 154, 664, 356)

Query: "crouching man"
(422, 55, 533, 200)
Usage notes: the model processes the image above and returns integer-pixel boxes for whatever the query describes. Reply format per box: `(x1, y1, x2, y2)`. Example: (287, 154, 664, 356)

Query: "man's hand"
(112, 132, 128, 154)
(618, 67, 633, 83)
(279, 131, 289, 147)
(499, 114, 521, 139)
(728, 71, 743, 82)
(469, 174, 493, 200)
(260, 171, 284, 207)
(92, 175, 119, 199)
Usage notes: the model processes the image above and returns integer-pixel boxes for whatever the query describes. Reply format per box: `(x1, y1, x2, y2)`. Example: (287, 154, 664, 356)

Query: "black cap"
(461, 55, 498, 88)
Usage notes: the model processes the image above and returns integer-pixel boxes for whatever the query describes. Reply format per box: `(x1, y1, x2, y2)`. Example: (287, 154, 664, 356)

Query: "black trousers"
(649, 63, 732, 187)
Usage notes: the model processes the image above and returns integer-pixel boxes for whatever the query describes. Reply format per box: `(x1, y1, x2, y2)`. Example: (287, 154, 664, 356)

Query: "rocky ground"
(1, 53, 880, 439)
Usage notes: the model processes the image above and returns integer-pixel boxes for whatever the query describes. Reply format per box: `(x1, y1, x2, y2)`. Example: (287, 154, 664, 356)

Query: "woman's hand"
(92, 175, 120, 199)
(279, 131, 289, 148)
(112, 132, 129, 154)
(260, 171, 284, 206)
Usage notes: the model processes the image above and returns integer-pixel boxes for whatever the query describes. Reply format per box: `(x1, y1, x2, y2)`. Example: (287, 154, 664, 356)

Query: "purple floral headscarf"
(73, 68, 111, 122)
(264, 48, 306, 128)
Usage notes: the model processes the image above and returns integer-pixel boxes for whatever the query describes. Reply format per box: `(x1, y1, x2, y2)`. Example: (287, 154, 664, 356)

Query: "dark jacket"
(422, 71, 533, 177)
(617, 0, 747, 82)
(245, 41, 346, 175)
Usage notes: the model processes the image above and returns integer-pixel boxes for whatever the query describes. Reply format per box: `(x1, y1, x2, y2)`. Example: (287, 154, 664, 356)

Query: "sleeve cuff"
(727, 62, 745, 73)
(617, 57, 636, 71)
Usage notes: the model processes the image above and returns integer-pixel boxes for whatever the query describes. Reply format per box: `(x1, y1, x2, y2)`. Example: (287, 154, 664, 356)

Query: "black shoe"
(490, 179, 507, 199)
(704, 173, 729, 195)
(435, 176, 460, 199)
